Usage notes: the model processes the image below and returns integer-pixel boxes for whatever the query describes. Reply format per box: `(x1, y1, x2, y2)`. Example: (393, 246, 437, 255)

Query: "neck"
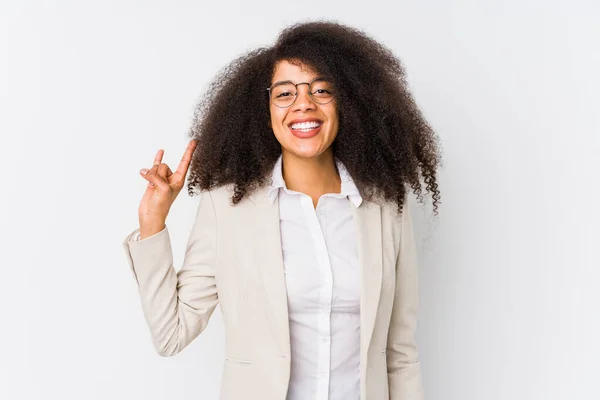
(281, 149, 341, 197)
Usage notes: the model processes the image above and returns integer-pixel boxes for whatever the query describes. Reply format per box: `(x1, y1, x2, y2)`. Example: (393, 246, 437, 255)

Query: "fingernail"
(140, 169, 148, 175)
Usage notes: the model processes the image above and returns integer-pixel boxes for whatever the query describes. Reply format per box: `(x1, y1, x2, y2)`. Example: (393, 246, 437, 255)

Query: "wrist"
(139, 220, 166, 240)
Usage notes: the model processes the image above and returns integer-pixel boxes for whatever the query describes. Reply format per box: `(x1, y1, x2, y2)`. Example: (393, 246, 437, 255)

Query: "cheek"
(269, 105, 286, 123)
(326, 107, 340, 134)
(269, 109, 287, 138)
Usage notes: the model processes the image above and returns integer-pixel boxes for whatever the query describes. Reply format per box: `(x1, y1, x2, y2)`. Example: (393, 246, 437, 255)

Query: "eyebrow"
(270, 77, 327, 88)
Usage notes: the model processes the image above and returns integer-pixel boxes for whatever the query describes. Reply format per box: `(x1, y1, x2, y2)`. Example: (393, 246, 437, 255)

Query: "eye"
(276, 91, 294, 98)
(313, 89, 332, 94)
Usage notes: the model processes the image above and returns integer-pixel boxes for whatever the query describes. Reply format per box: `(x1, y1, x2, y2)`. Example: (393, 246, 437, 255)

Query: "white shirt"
(131, 155, 363, 400)
(268, 155, 362, 400)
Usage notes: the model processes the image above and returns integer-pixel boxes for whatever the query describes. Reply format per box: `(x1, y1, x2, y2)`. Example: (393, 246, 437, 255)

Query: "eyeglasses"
(266, 78, 335, 108)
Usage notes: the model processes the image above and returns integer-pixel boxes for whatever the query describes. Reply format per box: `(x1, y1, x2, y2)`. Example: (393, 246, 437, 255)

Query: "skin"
(137, 140, 197, 239)
(269, 60, 342, 208)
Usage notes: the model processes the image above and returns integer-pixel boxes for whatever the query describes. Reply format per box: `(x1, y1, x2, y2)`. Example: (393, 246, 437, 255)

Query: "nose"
(292, 83, 316, 112)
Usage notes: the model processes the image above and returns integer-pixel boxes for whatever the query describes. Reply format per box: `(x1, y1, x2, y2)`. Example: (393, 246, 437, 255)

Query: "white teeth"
(291, 121, 322, 130)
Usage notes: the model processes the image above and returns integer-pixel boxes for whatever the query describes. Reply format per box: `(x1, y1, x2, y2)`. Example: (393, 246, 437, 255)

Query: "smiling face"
(269, 60, 339, 162)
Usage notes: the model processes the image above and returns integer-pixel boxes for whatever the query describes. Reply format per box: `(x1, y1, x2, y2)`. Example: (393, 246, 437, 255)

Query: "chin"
(276, 130, 334, 159)
(285, 146, 329, 160)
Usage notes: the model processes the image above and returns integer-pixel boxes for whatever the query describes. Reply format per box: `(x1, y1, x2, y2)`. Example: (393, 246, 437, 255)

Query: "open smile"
(288, 119, 323, 138)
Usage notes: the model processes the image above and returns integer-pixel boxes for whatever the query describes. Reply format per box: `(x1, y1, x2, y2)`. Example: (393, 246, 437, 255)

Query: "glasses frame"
(266, 78, 335, 108)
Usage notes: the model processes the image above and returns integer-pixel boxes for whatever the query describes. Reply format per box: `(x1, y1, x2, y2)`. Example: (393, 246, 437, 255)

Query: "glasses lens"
(310, 80, 334, 104)
(270, 83, 297, 107)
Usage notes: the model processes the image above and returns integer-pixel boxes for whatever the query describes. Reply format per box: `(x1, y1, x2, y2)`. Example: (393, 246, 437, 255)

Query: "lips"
(287, 118, 323, 139)
(287, 119, 323, 139)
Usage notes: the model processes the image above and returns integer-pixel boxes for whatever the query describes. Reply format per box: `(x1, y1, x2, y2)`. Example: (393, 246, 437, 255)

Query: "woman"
(123, 21, 441, 400)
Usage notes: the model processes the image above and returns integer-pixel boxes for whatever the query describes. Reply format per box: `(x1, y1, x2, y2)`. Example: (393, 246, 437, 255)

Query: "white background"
(1, 1, 598, 399)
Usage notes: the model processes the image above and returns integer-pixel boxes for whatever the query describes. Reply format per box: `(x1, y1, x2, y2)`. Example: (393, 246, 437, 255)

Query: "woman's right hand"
(137, 140, 197, 239)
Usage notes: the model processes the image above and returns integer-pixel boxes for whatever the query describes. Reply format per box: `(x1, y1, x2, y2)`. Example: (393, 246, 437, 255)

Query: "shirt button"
(321, 337, 329, 343)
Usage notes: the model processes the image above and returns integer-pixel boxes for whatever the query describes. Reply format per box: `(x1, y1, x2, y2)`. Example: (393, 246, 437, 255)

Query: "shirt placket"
(301, 195, 333, 400)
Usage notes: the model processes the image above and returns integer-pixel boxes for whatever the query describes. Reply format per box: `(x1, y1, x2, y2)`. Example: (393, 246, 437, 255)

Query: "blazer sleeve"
(386, 195, 425, 399)
(122, 190, 218, 357)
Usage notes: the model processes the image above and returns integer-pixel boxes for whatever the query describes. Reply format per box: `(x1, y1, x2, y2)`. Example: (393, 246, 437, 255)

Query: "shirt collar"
(267, 154, 363, 207)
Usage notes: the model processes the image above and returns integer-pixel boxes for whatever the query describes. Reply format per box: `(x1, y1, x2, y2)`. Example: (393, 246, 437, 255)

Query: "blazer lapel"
(249, 186, 291, 357)
(351, 199, 383, 397)
(248, 186, 383, 369)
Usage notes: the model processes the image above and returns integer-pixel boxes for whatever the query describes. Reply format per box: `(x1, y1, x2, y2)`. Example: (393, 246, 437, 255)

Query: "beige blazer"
(122, 184, 424, 400)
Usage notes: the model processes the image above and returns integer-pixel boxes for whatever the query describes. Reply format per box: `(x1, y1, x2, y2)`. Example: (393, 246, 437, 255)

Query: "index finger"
(174, 140, 197, 177)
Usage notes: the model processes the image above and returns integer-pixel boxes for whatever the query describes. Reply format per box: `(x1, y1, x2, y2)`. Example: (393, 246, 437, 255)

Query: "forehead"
(271, 60, 319, 83)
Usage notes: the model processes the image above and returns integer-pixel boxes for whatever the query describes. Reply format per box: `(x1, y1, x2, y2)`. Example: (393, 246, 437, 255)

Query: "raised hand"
(137, 140, 197, 239)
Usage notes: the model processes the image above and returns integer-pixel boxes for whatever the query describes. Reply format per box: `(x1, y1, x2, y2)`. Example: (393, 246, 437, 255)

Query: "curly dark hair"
(187, 20, 442, 216)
